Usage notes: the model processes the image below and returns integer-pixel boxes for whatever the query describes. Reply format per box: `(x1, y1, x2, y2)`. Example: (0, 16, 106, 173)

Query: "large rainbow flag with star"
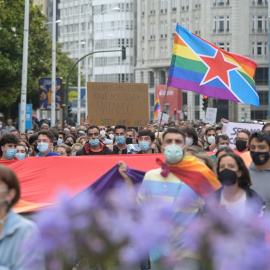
(168, 25, 259, 106)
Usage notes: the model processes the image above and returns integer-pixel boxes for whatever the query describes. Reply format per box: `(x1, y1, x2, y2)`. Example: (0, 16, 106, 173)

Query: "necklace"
(0, 214, 8, 226)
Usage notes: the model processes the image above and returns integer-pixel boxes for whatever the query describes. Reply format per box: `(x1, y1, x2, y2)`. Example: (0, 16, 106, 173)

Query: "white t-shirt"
(220, 191, 247, 217)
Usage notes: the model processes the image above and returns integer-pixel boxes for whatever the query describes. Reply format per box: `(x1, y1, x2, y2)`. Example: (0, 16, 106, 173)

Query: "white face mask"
(207, 135, 215, 144)
(109, 134, 114, 140)
(100, 130, 106, 138)
(185, 137, 193, 147)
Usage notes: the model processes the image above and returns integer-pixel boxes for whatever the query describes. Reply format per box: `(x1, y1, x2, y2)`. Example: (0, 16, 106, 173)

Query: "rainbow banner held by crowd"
(167, 24, 260, 107)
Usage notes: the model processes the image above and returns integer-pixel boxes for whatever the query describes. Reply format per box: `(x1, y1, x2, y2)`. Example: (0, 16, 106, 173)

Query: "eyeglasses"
(88, 133, 99, 137)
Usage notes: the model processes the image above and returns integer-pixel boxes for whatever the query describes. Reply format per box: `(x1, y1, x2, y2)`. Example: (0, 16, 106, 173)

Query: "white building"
(135, 0, 269, 122)
(92, 0, 136, 83)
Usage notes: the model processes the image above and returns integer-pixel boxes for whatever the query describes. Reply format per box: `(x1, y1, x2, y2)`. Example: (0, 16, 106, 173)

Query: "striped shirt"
(137, 168, 203, 261)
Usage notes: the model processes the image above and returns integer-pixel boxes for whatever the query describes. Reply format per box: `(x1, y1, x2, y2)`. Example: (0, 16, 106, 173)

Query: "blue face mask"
(5, 149, 17, 160)
(163, 128, 168, 132)
(139, 142, 150, 152)
(57, 138, 63, 145)
(37, 142, 49, 153)
(0, 125, 2, 129)
(15, 153, 26, 160)
(89, 139, 100, 147)
(164, 144, 183, 164)
(116, 136, 125, 145)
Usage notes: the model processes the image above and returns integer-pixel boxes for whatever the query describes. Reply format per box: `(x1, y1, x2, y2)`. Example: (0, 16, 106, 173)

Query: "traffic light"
(241, 117, 245, 122)
(68, 105, 72, 118)
(202, 96, 208, 111)
(122, 46, 126, 60)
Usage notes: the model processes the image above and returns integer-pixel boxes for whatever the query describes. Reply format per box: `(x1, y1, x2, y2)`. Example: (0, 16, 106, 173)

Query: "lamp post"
(20, 0, 29, 133)
(50, 0, 57, 128)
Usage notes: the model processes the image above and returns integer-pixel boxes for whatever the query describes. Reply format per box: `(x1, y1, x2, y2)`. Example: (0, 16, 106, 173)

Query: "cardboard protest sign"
(158, 111, 169, 124)
(222, 122, 263, 148)
(87, 82, 149, 127)
(205, 108, 217, 125)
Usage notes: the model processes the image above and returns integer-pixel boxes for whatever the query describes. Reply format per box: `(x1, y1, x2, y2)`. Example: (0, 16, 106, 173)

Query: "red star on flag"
(199, 50, 239, 89)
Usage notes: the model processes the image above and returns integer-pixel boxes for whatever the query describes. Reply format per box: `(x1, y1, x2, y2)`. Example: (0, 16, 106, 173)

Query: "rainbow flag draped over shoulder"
(153, 96, 160, 119)
(168, 25, 259, 107)
(157, 156, 221, 198)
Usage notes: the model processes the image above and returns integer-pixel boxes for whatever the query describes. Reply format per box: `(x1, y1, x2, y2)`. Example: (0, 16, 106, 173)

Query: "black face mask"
(65, 142, 73, 147)
(218, 169, 238, 186)
(250, 151, 270, 166)
(235, 140, 247, 152)
(126, 137, 133, 144)
(53, 141, 57, 147)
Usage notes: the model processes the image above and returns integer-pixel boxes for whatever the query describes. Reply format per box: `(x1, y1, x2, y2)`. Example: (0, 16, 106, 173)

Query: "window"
(226, 16, 229, 32)
(160, 22, 164, 38)
(142, 24, 145, 40)
(213, 16, 217, 32)
(149, 71, 155, 88)
(164, 21, 168, 36)
(218, 0, 224, 5)
(172, 0, 177, 10)
(257, 16, 263, 32)
(226, 42, 230, 52)
(161, 0, 164, 11)
(150, 0, 155, 13)
(159, 70, 166, 84)
(257, 42, 263, 55)
(252, 16, 255, 32)
(142, 0, 145, 14)
(141, 71, 144, 83)
(218, 42, 225, 50)
(254, 67, 268, 85)
(218, 16, 224, 32)
(258, 92, 269, 105)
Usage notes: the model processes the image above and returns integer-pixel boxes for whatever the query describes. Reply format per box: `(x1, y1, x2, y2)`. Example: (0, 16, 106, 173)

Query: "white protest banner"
(205, 108, 217, 125)
(222, 122, 263, 148)
(158, 111, 169, 124)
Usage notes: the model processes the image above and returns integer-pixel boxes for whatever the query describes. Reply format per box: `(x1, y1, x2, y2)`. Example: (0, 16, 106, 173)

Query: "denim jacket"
(0, 210, 45, 270)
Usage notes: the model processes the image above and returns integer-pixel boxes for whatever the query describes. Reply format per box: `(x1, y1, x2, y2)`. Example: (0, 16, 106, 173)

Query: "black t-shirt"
(113, 145, 127, 154)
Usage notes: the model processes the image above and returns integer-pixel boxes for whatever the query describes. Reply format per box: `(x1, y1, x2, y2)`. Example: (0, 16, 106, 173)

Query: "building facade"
(92, 0, 136, 84)
(135, 0, 269, 122)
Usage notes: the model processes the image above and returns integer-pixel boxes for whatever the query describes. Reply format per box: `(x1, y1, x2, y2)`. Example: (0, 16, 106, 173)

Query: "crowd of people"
(0, 117, 270, 269)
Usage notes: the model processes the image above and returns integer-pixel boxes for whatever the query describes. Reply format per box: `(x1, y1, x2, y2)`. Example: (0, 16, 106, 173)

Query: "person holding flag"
(137, 128, 221, 270)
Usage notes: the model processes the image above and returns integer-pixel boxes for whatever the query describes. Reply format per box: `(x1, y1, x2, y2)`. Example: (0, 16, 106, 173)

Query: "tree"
(0, 0, 82, 121)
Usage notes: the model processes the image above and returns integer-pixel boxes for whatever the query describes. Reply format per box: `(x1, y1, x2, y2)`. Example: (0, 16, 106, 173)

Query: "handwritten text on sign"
(87, 82, 149, 127)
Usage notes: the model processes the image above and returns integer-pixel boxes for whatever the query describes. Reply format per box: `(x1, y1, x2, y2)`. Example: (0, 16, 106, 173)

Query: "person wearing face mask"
(137, 128, 218, 270)
(112, 125, 128, 154)
(203, 127, 216, 151)
(205, 153, 265, 217)
(36, 130, 61, 157)
(65, 135, 76, 147)
(76, 125, 113, 155)
(15, 144, 28, 160)
(248, 131, 270, 211)
(137, 129, 155, 154)
(0, 133, 19, 160)
(183, 127, 200, 148)
(0, 165, 45, 269)
(235, 130, 250, 153)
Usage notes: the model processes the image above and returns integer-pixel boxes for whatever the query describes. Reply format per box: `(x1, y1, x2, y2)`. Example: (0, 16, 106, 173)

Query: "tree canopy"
(0, 0, 81, 120)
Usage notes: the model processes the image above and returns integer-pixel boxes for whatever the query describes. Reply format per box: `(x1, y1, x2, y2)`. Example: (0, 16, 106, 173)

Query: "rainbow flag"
(168, 25, 259, 107)
(157, 156, 221, 198)
(153, 96, 160, 119)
